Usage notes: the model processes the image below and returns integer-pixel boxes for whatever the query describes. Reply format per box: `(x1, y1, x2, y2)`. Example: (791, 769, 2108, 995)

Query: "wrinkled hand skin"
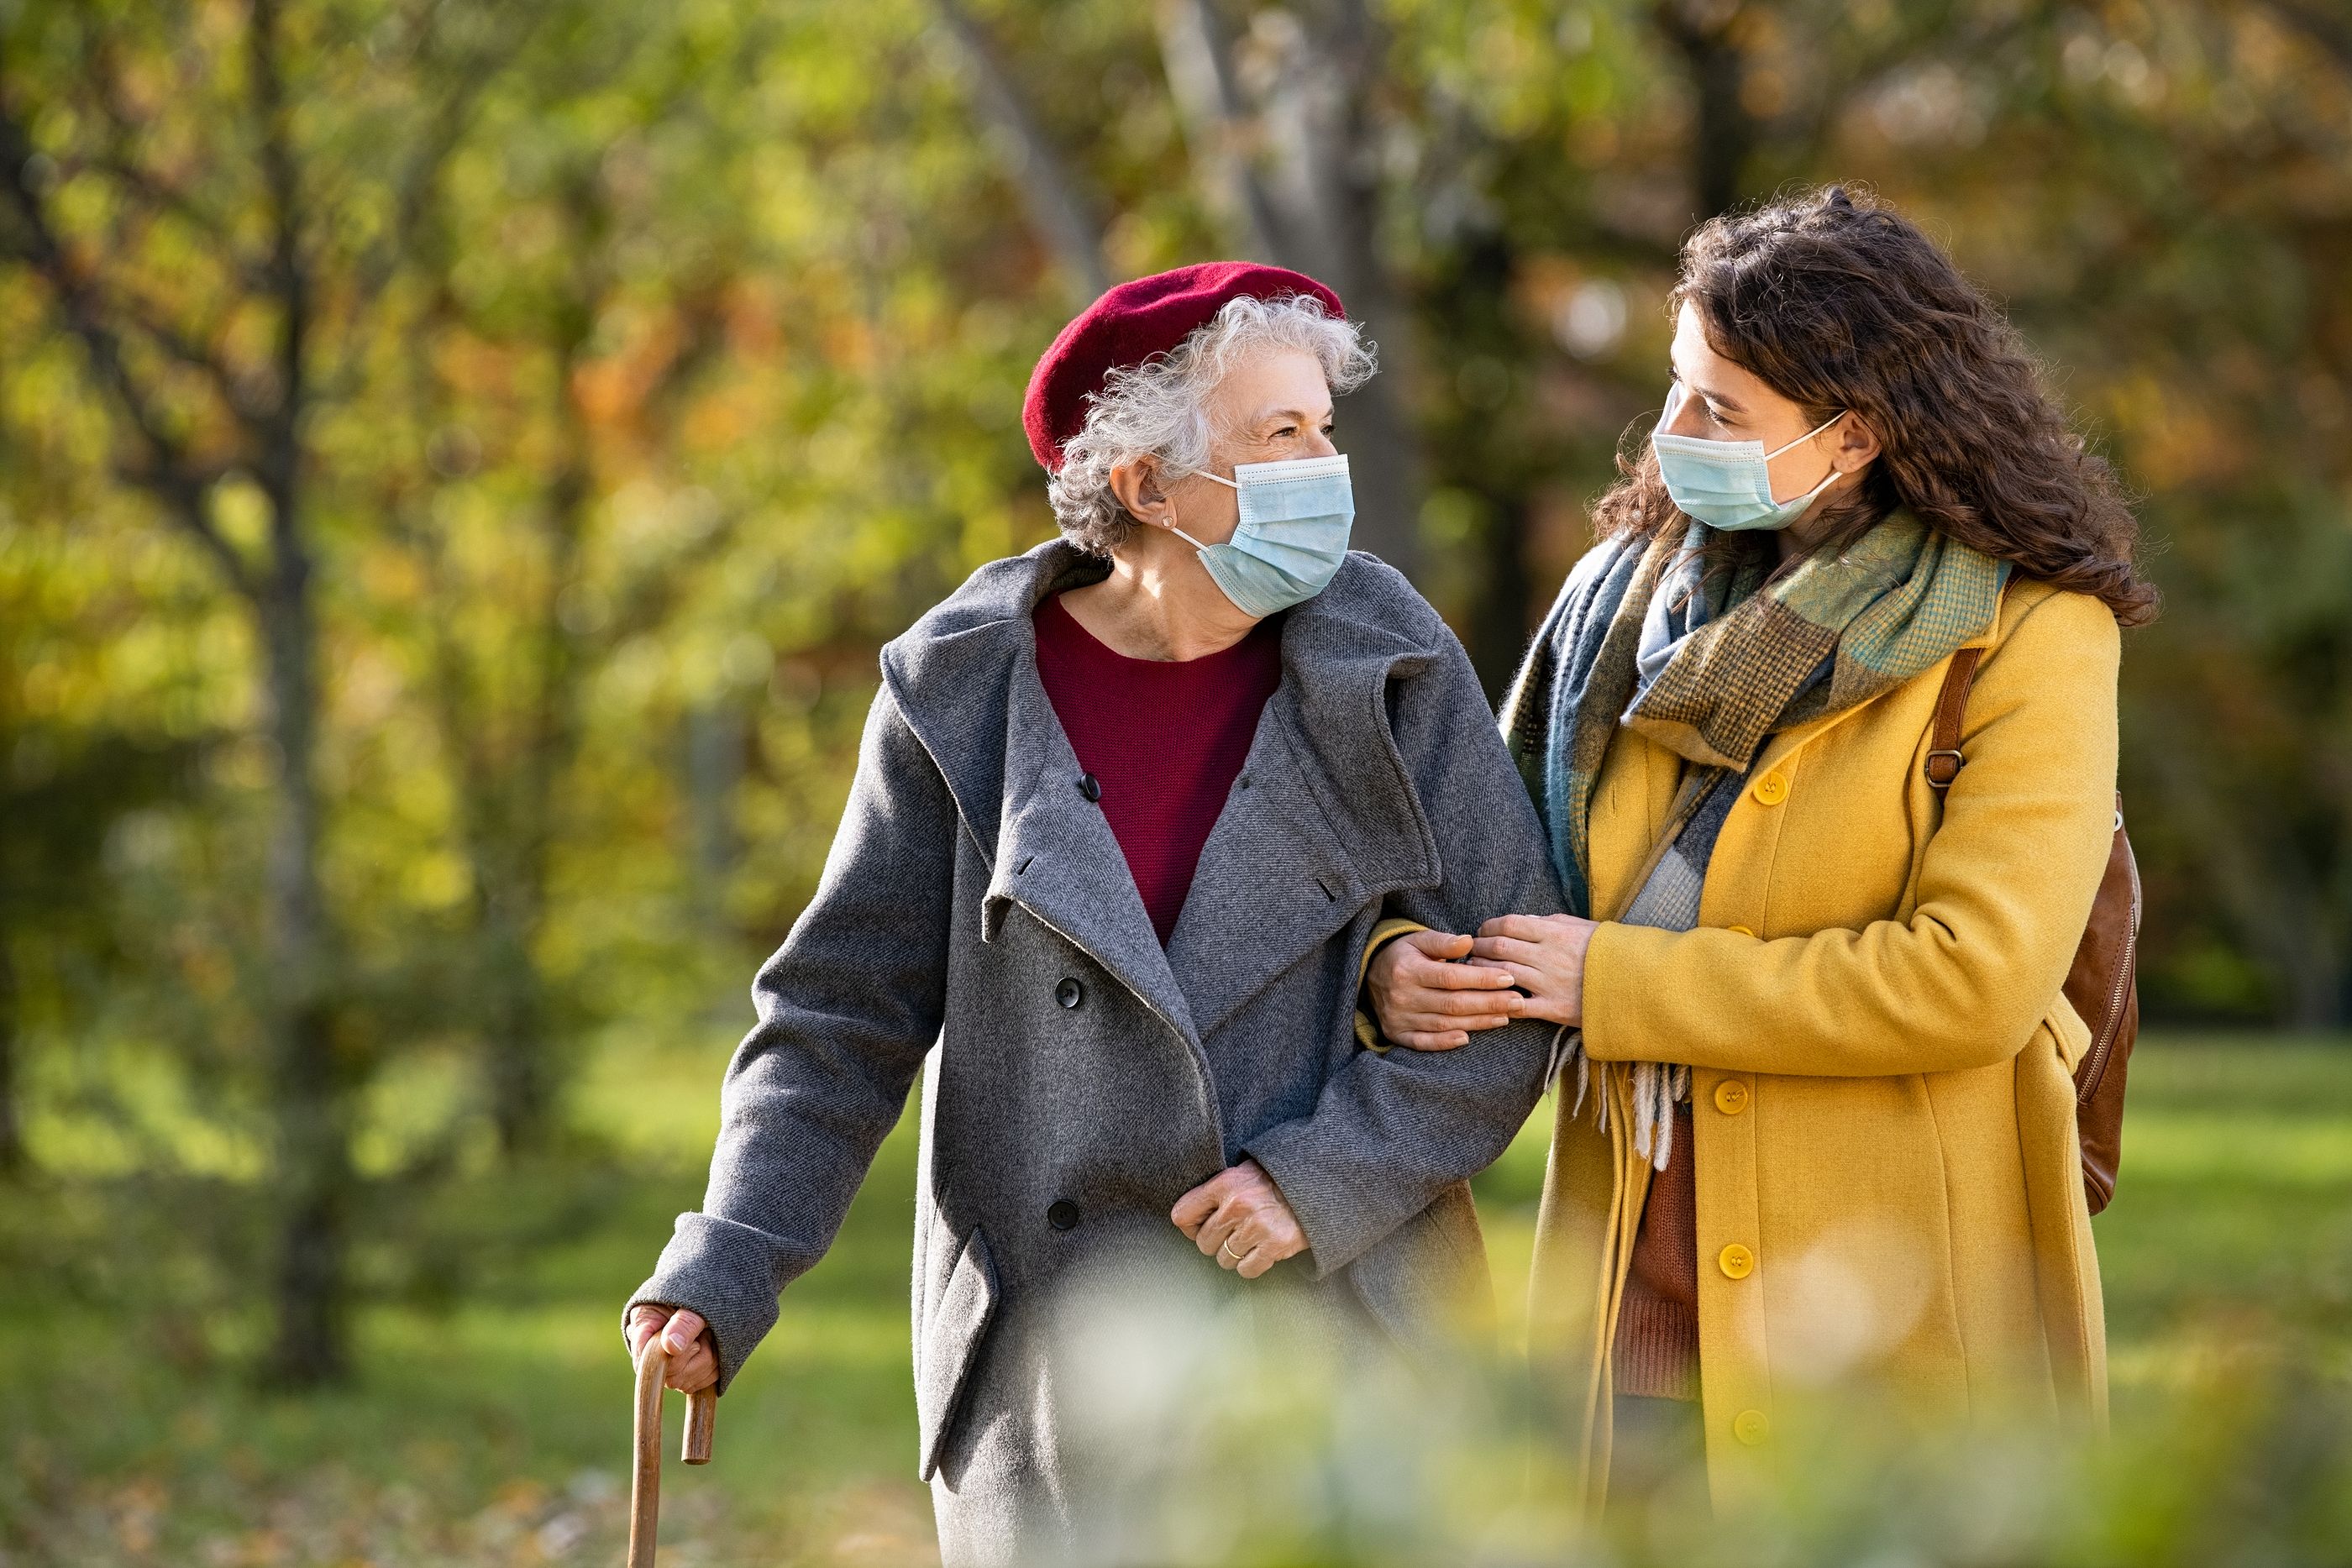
(1170, 1158, 1308, 1279)
(1467, 912, 1599, 1029)
(1368, 928, 1524, 1050)
(626, 1304, 717, 1392)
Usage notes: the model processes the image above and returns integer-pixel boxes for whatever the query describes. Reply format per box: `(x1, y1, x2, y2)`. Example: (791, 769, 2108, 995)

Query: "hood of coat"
(879, 538, 1452, 1042)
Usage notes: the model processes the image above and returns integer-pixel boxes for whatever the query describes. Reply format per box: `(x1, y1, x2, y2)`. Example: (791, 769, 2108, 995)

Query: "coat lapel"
(885, 541, 1199, 1045)
(1165, 579, 1442, 1039)
(983, 657, 1199, 1046)
(885, 543, 1445, 1051)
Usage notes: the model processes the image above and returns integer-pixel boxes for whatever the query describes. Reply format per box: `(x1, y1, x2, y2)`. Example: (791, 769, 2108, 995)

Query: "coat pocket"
(916, 1225, 1000, 1482)
(2043, 993, 2092, 1076)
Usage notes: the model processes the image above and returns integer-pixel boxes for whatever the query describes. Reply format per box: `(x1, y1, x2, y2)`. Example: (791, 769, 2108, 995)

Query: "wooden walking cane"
(627, 1338, 717, 1568)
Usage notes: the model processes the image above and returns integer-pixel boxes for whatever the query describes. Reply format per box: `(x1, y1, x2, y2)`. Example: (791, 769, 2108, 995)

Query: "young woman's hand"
(1468, 914, 1599, 1028)
(1366, 928, 1523, 1050)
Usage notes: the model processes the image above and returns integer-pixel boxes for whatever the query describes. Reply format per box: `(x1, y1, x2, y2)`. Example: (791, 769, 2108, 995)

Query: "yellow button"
(1714, 1080, 1751, 1115)
(1733, 1408, 1771, 1446)
(1751, 771, 1788, 806)
(1719, 1243, 1755, 1279)
(1726, 924, 1756, 938)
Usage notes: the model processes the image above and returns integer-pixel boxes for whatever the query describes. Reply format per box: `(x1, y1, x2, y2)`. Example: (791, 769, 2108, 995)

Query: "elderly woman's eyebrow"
(1257, 404, 1334, 426)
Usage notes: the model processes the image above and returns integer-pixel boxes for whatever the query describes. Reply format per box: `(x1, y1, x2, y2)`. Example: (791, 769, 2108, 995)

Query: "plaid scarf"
(1499, 511, 2008, 1167)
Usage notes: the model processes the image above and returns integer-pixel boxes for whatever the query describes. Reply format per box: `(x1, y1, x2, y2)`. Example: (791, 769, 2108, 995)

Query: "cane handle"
(628, 1336, 719, 1568)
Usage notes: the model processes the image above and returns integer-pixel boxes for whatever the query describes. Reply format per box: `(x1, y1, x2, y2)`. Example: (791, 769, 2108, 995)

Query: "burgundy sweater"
(1032, 593, 1284, 945)
(1614, 1104, 1698, 1399)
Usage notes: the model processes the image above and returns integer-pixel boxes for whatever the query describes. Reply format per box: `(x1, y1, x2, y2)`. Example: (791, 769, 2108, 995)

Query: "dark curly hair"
(1594, 186, 2157, 626)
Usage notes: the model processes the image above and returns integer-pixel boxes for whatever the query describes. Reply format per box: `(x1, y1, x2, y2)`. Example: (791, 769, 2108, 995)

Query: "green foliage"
(0, 0, 2345, 1466)
(2, 1038, 2346, 1564)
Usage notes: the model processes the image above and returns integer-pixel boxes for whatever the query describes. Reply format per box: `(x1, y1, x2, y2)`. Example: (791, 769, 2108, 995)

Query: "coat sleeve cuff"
(1579, 919, 1672, 1063)
(1240, 1122, 1383, 1279)
(621, 1212, 790, 1396)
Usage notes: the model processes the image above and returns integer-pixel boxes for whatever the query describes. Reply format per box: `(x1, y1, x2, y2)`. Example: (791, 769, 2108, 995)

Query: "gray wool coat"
(629, 540, 1566, 1565)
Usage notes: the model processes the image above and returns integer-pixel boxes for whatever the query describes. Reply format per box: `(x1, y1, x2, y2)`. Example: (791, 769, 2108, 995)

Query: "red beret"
(1022, 261, 1346, 473)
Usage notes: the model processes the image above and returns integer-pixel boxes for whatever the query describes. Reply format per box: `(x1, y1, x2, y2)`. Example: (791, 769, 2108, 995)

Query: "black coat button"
(1047, 1198, 1080, 1231)
(1055, 977, 1084, 1009)
(1078, 773, 1101, 802)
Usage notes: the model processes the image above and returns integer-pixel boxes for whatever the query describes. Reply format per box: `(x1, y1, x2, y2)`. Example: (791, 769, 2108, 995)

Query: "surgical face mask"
(1651, 380, 1848, 532)
(1165, 453, 1354, 617)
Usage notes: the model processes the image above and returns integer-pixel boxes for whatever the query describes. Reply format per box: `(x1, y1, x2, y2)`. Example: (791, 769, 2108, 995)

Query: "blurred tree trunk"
(1420, 228, 1541, 696)
(475, 315, 614, 1155)
(243, 4, 351, 1382)
(400, 145, 742, 1153)
(936, 0, 1426, 572)
(2141, 696, 2350, 1028)
(1154, 0, 1425, 578)
(485, 197, 600, 1156)
(2263, 1, 2352, 72)
(253, 541, 348, 1383)
(1469, 486, 1536, 698)
(1657, 0, 1759, 220)
(934, 0, 1111, 303)
(0, 0, 501, 1384)
(2260, 0, 2352, 1026)
(0, 932, 19, 1176)
(408, 453, 571, 1157)
(407, 193, 603, 1158)
(0, 42, 347, 1379)
(685, 700, 746, 942)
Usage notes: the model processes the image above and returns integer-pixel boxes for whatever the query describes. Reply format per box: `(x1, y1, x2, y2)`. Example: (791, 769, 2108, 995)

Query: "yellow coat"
(1529, 578, 2120, 1504)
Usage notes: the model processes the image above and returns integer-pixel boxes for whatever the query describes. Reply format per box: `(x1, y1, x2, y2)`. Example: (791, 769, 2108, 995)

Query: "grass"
(2, 1033, 2348, 1565)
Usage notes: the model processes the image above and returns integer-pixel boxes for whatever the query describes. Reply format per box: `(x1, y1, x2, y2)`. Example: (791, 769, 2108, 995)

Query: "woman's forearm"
(1581, 915, 2061, 1078)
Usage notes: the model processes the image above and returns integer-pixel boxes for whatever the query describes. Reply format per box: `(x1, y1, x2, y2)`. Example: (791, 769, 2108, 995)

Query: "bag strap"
(1923, 646, 1985, 791)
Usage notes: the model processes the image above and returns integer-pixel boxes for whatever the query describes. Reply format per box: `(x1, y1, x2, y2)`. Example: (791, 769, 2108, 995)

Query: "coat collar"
(881, 538, 1446, 1043)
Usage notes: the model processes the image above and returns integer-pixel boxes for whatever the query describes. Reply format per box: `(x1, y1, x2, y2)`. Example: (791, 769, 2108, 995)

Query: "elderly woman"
(622, 263, 1562, 1563)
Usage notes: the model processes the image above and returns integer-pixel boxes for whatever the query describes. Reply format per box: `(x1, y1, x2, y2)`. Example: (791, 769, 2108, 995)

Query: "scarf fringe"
(1550, 1027, 1686, 1172)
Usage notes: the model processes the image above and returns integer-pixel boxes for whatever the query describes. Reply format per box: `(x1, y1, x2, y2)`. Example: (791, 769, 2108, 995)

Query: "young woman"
(1369, 186, 2155, 1507)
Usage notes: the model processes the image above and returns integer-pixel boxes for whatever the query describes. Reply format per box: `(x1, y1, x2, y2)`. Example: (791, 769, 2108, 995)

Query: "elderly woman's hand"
(1367, 928, 1524, 1050)
(1467, 913, 1598, 1028)
(625, 1304, 717, 1393)
(1171, 1158, 1306, 1279)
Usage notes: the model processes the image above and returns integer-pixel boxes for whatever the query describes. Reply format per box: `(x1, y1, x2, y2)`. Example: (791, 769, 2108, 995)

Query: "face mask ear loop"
(1158, 463, 1237, 550)
(1763, 408, 1850, 461)
(1161, 494, 1210, 553)
(1793, 462, 1844, 509)
(1764, 410, 1851, 513)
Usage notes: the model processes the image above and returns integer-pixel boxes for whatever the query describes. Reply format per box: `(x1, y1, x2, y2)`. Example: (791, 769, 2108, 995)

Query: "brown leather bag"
(1926, 648, 2141, 1216)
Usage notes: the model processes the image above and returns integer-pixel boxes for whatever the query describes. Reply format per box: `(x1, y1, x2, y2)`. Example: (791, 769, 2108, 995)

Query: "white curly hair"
(1046, 292, 1376, 554)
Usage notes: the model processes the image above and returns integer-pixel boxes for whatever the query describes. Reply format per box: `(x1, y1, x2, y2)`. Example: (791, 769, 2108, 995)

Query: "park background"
(0, 0, 2347, 1562)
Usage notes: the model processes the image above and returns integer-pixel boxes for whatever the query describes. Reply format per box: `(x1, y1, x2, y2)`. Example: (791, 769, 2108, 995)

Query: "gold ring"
(1221, 1237, 1251, 1261)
